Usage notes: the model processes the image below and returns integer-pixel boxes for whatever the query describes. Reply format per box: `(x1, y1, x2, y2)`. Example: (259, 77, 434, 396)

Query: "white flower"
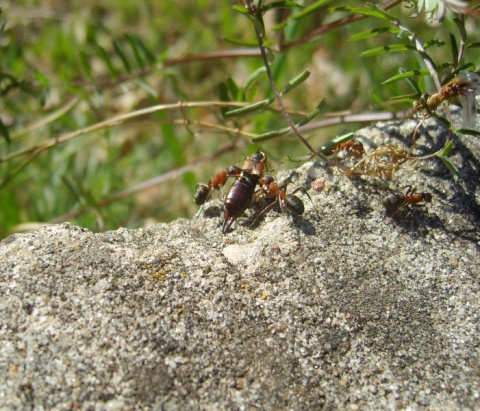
(411, 0, 469, 22)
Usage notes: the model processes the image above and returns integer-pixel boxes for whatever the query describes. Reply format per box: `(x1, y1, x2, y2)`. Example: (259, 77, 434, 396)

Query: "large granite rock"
(1, 114, 478, 410)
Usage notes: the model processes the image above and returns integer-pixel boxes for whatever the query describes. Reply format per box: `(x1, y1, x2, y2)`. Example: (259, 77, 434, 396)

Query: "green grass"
(0, 1, 478, 238)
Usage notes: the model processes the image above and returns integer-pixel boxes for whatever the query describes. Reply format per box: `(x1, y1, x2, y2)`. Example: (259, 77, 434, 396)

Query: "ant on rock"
(257, 175, 309, 216)
(194, 151, 313, 233)
(324, 139, 365, 159)
(383, 186, 432, 219)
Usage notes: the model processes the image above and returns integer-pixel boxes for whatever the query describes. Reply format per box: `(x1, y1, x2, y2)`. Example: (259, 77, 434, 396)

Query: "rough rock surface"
(1, 113, 479, 410)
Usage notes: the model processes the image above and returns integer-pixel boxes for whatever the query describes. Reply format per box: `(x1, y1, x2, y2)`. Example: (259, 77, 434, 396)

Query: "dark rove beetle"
(194, 151, 312, 234)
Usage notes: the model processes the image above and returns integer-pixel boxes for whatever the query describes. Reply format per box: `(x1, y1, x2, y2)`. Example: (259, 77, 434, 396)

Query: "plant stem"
(244, 0, 321, 158)
(391, 20, 442, 93)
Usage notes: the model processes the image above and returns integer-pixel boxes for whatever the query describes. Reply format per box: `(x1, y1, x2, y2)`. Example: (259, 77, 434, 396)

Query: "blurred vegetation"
(0, 0, 478, 238)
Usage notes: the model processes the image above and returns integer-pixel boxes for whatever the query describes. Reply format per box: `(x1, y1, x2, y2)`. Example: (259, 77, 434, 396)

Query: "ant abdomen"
(193, 183, 211, 206)
(284, 194, 305, 215)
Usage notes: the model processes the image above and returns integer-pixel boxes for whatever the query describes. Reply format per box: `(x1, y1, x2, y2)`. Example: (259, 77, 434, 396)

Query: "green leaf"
(226, 77, 241, 101)
(134, 36, 157, 64)
(431, 112, 451, 128)
(243, 67, 267, 97)
(233, 5, 265, 38)
(424, 39, 445, 49)
(388, 95, 417, 104)
(361, 44, 415, 57)
(455, 129, 480, 137)
(382, 69, 429, 86)
(222, 36, 258, 47)
(225, 99, 272, 117)
(453, 18, 467, 44)
(113, 39, 131, 72)
(330, 4, 395, 21)
(252, 126, 290, 142)
(97, 45, 118, 77)
(125, 34, 146, 68)
(225, 70, 310, 117)
(261, 1, 303, 13)
(438, 139, 454, 157)
(282, 69, 310, 93)
(136, 79, 157, 99)
(442, 63, 474, 84)
(449, 33, 458, 67)
(34, 70, 49, 87)
(288, 0, 333, 21)
(232, 5, 250, 15)
(297, 98, 326, 126)
(350, 26, 399, 41)
(35, 70, 50, 106)
(318, 132, 355, 154)
(398, 67, 423, 95)
(437, 156, 459, 180)
(436, 62, 452, 72)
(79, 51, 94, 80)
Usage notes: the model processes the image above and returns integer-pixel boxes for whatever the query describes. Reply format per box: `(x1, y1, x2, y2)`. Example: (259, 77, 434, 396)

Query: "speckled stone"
(0, 112, 479, 410)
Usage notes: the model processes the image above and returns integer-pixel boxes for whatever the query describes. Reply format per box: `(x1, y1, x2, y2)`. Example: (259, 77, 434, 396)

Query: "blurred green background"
(0, 0, 478, 238)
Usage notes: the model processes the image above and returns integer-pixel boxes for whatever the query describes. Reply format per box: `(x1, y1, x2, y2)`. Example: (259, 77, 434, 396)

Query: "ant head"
(226, 166, 242, 176)
(423, 193, 433, 202)
(262, 175, 274, 184)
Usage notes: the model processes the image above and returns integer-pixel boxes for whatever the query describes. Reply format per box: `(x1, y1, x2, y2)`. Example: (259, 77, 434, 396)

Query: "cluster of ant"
(324, 139, 433, 220)
(194, 71, 480, 232)
(194, 145, 433, 233)
(194, 151, 311, 234)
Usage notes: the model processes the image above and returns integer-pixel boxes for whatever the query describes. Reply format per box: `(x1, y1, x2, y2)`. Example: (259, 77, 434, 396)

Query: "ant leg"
(248, 199, 279, 229)
(404, 185, 415, 197)
(248, 176, 280, 228)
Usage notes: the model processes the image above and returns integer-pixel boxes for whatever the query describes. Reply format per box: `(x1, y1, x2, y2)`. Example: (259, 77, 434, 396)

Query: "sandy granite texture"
(0, 113, 479, 410)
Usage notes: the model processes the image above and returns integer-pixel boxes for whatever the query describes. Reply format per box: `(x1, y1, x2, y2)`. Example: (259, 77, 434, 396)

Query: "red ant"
(194, 169, 233, 206)
(258, 175, 311, 216)
(383, 186, 432, 219)
(194, 166, 246, 206)
(324, 140, 365, 158)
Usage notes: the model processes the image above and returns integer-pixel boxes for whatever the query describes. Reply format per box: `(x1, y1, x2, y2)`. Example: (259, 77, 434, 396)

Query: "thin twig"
(0, 101, 251, 164)
(244, 0, 320, 158)
(292, 110, 411, 134)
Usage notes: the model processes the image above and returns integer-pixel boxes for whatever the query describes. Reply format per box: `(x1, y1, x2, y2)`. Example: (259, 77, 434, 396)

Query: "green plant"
(0, 1, 478, 239)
